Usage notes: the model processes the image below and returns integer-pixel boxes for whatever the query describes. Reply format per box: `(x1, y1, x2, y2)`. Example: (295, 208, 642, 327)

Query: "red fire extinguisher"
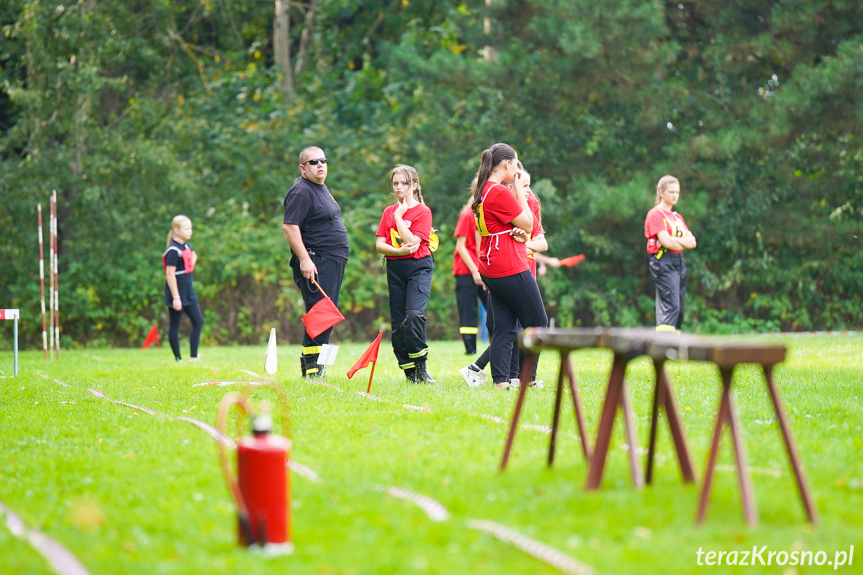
(217, 388, 293, 554)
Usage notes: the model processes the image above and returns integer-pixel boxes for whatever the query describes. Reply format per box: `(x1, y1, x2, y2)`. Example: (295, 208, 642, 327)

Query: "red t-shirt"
(526, 192, 543, 277)
(376, 203, 433, 260)
(452, 205, 479, 276)
(476, 181, 529, 278)
(645, 206, 690, 254)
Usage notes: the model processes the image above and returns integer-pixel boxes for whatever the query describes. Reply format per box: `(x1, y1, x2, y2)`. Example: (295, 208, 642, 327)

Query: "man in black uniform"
(282, 146, 350, 377)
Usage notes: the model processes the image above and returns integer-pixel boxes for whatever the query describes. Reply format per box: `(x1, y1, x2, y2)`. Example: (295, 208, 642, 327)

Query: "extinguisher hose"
(216, 392, 255, 546)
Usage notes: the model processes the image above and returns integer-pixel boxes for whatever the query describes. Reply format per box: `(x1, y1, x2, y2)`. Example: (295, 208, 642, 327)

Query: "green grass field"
(1, 336, 861, 574)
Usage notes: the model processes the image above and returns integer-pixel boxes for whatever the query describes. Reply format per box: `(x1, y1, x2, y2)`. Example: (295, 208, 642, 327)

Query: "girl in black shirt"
(162, 215, 204, 361)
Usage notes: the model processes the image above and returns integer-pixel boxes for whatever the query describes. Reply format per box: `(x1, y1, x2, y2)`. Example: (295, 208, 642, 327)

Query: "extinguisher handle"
(216, 392, 255, 543)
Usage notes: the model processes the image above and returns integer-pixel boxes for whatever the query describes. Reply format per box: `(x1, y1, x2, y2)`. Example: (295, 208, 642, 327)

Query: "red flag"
(347, 331, 383, 379)
(142, 324, 159, 349)
(559, 254, 585, 267)
(301, 297, 345, 339)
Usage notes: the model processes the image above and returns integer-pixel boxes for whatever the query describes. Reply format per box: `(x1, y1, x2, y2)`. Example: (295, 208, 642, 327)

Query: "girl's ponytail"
(471, 148, 495, 215)
(471, 143, 517, 215)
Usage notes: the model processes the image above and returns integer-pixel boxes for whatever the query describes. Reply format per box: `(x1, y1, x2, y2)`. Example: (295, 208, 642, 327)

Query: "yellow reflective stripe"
(459, 327, 479, 335)
(390, 228, 404, 248)
(399, 362, 416, 369)
(302, 346, 322, 355)
(655, 325, 676, 332)
(408, 348, 429, 359)
(304, 366, 320, 374)
(476, 204, 490, 236)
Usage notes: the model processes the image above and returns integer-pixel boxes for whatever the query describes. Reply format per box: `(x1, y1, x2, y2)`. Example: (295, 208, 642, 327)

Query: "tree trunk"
(274, 0, 294, 98)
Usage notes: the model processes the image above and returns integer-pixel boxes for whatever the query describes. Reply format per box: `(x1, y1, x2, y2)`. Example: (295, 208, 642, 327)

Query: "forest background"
(1, 0, 861, 348)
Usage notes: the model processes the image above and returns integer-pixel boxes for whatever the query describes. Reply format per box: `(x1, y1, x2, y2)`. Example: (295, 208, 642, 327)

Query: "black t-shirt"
(283, 177, 350, 264)
(163, 241, 197, 306)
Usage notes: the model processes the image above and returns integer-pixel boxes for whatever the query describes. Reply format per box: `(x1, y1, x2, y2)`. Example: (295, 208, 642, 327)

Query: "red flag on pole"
(142, 324, 160, 349)
(347, 330, 383, 379)
(300, 280, 345, 339)
(559, 254, 585, 268)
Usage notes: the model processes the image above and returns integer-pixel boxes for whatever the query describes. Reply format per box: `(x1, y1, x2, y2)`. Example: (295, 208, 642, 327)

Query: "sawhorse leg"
(548, 353, 591, 466)
(500, 353, 538, 470)
(586, 353, 643, 490)
(646, 359, 696, 484)
(697, 367, 757, 526)
(764, 366, 818, 523)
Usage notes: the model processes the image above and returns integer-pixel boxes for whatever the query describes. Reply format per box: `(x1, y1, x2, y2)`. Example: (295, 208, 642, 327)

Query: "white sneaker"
(459, 364, 487, 388)
(530, 380, 544, 389)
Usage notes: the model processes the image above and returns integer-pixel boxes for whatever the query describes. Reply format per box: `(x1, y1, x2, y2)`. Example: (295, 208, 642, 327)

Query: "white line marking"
(356, 391, 383, 402)
(468, 519, 596, 575)
(376, 486, 449, 522)
(0, 501, 92, 575)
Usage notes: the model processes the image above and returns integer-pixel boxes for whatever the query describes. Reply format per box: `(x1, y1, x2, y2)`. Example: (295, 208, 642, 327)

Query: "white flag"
(318, 344, 339, 366)
(264, 328, 278, 375)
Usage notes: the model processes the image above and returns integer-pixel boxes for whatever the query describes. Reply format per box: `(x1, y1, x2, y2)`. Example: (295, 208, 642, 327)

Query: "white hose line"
(0, 501, 91, 575)
(468, 519, 597, 575)
(87, 389, 320, 482)
(375, 485, 450, 522)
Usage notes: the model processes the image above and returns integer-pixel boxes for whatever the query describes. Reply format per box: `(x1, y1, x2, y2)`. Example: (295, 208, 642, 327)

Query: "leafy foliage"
(1, 0, 861, 349)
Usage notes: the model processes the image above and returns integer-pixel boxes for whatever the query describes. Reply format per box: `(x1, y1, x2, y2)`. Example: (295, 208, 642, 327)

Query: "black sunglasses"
(303, 158, 328, 166)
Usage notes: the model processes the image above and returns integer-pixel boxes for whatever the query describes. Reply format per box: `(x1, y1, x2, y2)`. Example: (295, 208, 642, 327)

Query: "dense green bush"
(1, 1, 861, 350)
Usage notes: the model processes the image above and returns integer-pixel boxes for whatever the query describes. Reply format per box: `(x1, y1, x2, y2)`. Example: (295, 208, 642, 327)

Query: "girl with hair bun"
(376, 165, 436, 384)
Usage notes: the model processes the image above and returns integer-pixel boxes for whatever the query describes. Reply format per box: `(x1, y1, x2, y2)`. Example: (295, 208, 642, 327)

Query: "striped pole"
(49, 194, 55, 358)
(52, 190, 60, 358)
(38, 204, 48, 360)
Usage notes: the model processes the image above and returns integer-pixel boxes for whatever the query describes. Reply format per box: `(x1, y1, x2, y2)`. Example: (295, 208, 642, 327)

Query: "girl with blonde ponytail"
(162, 215, 204, 361)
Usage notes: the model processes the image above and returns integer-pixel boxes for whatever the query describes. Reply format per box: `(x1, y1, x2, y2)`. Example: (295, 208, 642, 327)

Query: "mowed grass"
(1, 336, 861, 574)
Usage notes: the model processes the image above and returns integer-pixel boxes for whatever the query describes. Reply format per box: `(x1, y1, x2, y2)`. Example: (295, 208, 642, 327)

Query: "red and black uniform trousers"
(482, 270, 548, 385)
(291, 252, 345, 373)
(386, 256, 433, 371)
(455, 274, 488, 355)
(648, 249, 687, 331)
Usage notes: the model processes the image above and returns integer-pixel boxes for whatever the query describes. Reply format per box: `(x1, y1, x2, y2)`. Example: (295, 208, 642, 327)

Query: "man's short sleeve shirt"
(283, 177, 350, 263)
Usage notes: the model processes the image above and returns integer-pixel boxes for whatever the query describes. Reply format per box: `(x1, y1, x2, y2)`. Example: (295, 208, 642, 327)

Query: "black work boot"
(404, 367, 419, 384)
(300, 355, 325, 378)
(462, 334, 477, 355)
(416, 359, 436, 384)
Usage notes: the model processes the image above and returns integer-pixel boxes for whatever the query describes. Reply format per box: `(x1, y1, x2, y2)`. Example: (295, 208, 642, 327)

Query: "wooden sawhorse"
(676, 340, 818, 525)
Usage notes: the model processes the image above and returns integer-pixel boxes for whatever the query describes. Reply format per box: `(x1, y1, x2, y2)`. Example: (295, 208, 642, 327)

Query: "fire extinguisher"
(216, 387, 293, 554)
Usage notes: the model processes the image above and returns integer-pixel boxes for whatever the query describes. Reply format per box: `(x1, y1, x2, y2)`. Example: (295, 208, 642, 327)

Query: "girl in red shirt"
(376, 165, 436, 384)
(460, 143, 548, 389)
(453, 183, 488, 355)
(644, 174, 697, 332)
